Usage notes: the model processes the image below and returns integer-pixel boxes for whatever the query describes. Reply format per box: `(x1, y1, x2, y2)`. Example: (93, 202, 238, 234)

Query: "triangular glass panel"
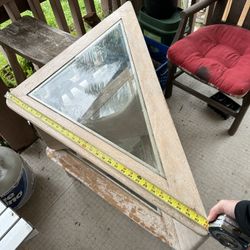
(29, 21, 164, 175)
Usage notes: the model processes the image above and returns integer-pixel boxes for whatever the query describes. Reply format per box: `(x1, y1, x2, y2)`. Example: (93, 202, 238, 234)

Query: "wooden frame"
(6, 2, 207, 249)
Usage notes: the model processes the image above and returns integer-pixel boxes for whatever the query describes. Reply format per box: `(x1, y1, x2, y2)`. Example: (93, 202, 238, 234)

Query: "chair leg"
(2, 46, 26, 84)
(228, 92, 250, 136)
(164, 62, 176, 99)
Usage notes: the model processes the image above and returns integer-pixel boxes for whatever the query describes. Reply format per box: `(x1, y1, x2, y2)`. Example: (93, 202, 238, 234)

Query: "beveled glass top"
(29, 22, 163, 175)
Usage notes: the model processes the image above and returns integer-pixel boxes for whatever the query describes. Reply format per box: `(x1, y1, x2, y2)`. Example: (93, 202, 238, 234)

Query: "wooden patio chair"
(0, 0, 90, 84)
(165, 0, 250, 135)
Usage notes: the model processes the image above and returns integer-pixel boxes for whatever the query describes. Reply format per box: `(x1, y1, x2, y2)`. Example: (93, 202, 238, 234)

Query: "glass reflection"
(30, 22, 163, 174)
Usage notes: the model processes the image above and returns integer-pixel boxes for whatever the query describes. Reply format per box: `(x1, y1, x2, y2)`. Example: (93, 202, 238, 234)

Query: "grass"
(0, 0, 103, 86)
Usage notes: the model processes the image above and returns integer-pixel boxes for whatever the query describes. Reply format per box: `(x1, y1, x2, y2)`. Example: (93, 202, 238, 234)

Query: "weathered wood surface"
(0, 78, 37, 151)
(68, 0, 86, 36)
(47, 149, 175, 248)
(49, 0, 70, 33)
(0, 16, 77, 66)
(209, 0, 250, 28)
(2, 0, 21, 21)
(27, 0, 46, 22)
(2, 47, 26, 84)
(0, 0, 45, 23)
(47, 148, 207, 250)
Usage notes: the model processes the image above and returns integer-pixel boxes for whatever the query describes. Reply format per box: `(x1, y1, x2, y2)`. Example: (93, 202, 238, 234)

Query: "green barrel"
(138, 8, 183, 46)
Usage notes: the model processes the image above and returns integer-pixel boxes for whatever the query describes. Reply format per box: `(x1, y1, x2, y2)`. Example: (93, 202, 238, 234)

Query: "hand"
(207, 200, 239, 222)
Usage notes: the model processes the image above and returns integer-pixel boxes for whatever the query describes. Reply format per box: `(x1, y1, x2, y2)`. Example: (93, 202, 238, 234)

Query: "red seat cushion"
(168, 24, 250, 96)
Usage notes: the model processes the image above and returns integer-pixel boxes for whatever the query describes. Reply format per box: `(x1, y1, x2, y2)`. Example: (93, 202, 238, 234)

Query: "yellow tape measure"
(8, 93, 208, 230)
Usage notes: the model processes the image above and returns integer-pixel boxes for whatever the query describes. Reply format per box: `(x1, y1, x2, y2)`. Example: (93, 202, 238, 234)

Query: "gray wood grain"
(0, 16, 77, 65)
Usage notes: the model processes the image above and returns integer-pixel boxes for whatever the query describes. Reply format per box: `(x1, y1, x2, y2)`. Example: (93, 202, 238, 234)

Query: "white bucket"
(0, 146, 35, 209)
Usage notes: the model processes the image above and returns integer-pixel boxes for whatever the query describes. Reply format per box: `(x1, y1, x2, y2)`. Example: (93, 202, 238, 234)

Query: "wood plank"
(0, 0, 46, 23)
(83, 0, 96, 13)
(173, 220, 208, 250)
(211, 0, 228, 24)
(1, 47, 26, 84)
(0, 0, 13, 5)
(221, 0, 232, 22)
(3, 0, 21, 21)
(48, 149, 208, 250)
(237, 0, 250, 26)
(206, 2, 216, 25)
(0, 16, 76, 65)
(27, 0, 47, 22)
(226, 0, 246, 25)
(243, 5, 250, 28)
(100, 0, 112, 16)
(49, 0, 70, 33)
(47, 149, 178, 248)
(112, 0, 121, 10)
(119, 2, 207, 233)
(68, 0, 86, 37)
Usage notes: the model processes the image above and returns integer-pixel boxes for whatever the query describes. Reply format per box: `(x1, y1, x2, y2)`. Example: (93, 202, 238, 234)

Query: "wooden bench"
(0, 0, 89, 84)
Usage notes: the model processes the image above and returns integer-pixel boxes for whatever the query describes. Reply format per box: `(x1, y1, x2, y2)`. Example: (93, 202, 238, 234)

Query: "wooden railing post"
(2, 47, 26, 84)
(27, 0, 47, 22)
(68, 0, 86, 36)
(83, 0, 96, 13)
(49, 0, 70, 32)
(0, 78, 37, 151)
(3, 0, 21, 21)
(101, 0, 113, 16)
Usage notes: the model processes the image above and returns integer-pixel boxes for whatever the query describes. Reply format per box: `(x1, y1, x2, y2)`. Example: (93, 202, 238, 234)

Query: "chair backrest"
(207, 0, 250, 29)
(0, 0, 90, 37)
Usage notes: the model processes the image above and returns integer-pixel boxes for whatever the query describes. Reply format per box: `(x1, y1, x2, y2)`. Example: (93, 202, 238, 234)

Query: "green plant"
(0, 56, 34, 87)
(0, 65, 16, 87)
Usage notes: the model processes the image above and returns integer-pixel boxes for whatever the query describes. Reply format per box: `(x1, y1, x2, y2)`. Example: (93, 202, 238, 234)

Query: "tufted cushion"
(168, 24, 250, 96)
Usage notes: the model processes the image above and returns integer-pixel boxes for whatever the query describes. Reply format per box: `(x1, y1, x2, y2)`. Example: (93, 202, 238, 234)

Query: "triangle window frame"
(6, 2, 206, 240)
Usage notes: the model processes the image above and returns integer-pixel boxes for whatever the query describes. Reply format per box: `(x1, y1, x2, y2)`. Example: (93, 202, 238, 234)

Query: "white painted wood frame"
(6, 2, 208, 249)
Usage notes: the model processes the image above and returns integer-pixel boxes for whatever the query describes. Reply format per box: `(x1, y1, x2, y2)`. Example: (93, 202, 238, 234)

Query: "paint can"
(0, 146, 35, 209)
